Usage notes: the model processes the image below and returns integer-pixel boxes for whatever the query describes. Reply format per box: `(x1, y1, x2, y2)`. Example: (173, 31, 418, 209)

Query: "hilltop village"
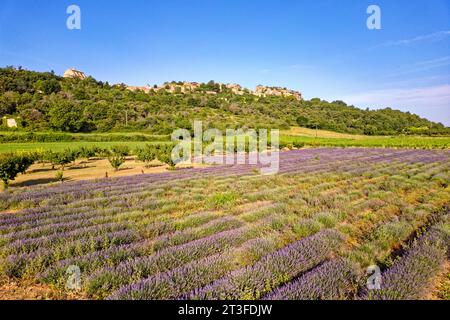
(63, 68, 303, 101)
(126, 82, 303, 101)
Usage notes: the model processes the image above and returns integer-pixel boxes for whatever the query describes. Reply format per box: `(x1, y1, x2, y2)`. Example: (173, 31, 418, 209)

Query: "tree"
(45, 150, 76, 170)
(0, 91, 20, 116)
(108, 154, 125, 171)
(77, 146, 96, 166)
(111, 145, 130, 156)
(157, 144, 177, 168)
(48, 101, 87, 132)
(296, 116, 309, 127)
(0, 67, 448, 136)
(0, 153, 34, 189)
(34, 79, 61, 94)
(135, 144, 157, 166)
(78, 146, 96, 161)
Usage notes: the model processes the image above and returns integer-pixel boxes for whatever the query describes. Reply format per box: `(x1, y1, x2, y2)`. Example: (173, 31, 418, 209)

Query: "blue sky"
(0, 0, 449, 125)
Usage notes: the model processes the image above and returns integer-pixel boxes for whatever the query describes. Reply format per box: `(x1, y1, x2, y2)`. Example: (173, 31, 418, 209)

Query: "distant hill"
(0, 66, 448, 135)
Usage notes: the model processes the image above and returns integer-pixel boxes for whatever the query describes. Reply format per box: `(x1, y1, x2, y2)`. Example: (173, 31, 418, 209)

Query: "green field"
(0, 141, 167, 153)
(0, 128, 449, 154)
(280, 135, 450, 149)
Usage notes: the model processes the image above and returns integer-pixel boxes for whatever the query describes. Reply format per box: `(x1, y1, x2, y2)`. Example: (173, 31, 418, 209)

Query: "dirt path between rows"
(0, 277, 88, 300)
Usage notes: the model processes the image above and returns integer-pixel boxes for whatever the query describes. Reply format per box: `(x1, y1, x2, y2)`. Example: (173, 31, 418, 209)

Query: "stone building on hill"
(161, 82, 200, 93)
(125, 80, 302, 100)
(126, 86, 153, 93)
(255, 85, 302, 100)
(224, 83, 245, 95)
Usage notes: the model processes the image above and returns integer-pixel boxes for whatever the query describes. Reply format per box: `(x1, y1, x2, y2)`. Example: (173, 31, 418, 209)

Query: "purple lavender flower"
(265, 259, 359, 300)
(184, 229, 343, 300)
(359, 221, 449, 300)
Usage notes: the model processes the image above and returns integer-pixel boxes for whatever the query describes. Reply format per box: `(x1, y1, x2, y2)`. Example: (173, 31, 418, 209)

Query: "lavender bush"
(360, 218, 449, 300)
(266, 259, 359, 300)
(184, 229, 343, 300)
(0, 149, 447, 300)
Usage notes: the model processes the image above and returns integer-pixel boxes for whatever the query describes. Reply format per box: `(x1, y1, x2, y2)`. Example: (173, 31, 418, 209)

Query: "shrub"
(55, 171, 64, 182)
(135, 145, 157, 166)
(314, 212, 338, 228)
(266, 258, 359, 300)
(111, 145, 130, 157)
(156, 144, 178, 168)
(185, 229, 343, 300)
(78, 146, 96, 161)
(360, 219, 450, 300)
(45, 149, 77, 170)
(209, 192, 238, 209)
(108, 154, 125, 171)
(0, 153, 35, 189)
(292, 218, 322, 238)
(293, 141, 305, 149)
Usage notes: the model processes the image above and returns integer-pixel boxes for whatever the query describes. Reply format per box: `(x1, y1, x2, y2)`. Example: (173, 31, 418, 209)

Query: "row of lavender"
(0, 149, 428, 240)
(264, 214, 449, 300)
(1, 149, 433, 222)
(16, 173, 374, 297)
(360, 214, 449, 300)
(109, 229, 344, 300)
(1, 149, 447, 209)
(0, 152, 445, 256)
(0, 149, 448, 300)
(107, 213, 449, 300)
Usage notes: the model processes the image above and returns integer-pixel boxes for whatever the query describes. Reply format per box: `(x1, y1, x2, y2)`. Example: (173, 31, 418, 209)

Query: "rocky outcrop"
(63, 68, 86, 80)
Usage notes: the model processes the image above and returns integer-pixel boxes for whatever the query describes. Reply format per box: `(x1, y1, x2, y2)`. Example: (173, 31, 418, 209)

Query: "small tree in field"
(78, 146, 96, 164)
(157, 151, 176, 169)
(135, 145, 157, 167)
(93, 147, 110, 159)
(0, 153, 34, 189)
(47, 149, 77, 171)
(106, 147, 127, 172)
(111, 145, 130, 157)
(108, 154, 125, 171)
(157, 144, 177, 169)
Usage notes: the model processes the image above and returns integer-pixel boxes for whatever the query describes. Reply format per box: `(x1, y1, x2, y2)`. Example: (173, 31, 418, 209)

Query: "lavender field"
(0, 148, 449, 300)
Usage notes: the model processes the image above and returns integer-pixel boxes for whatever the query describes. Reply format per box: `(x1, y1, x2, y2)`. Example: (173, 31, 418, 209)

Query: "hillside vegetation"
(1, 66, 449, 136)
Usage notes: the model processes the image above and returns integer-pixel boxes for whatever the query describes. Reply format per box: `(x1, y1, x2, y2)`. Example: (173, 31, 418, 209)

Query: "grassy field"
(0, 149, 448, 300)
(281, 127, 368, 139)
(1, 128, 449, 153)
(280, 134, 450, 149)
(280, 127, 450, 148)
(0, 141, 168, 153)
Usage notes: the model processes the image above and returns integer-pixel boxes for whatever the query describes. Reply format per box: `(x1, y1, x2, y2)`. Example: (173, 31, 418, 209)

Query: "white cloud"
(340, 85, 450, 125)
(289, 64, 315, 70)
(342, 84, 450, 106)
(373, 30, 450, 48)
(380, 56, 450, 80)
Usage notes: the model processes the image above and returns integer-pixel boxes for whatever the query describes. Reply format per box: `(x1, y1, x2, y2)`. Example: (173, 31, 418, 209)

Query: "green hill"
(1, 66, 448, 136)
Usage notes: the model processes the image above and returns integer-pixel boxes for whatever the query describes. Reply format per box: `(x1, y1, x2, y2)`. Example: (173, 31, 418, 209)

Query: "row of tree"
(0, 144, 180, 189)
(0, 137, 310, 189)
